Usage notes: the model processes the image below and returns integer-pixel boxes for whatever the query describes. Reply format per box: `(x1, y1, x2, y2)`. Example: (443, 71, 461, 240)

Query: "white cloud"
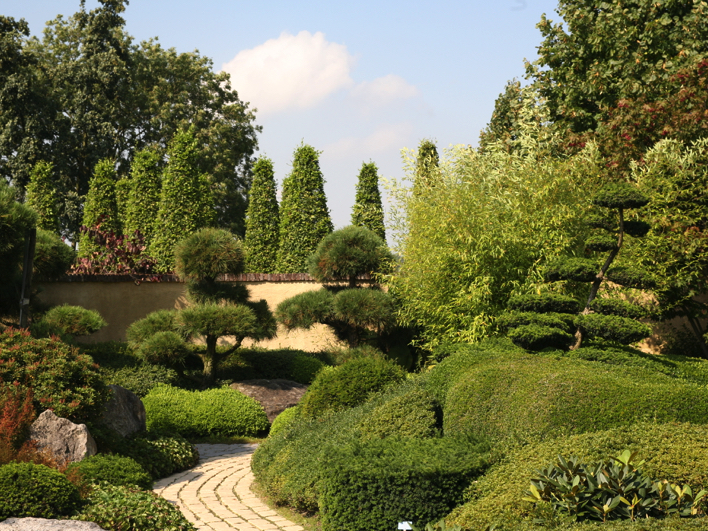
(325, 122, 415, 159)
(350, 75, 419, 109)
(222, 31, 355, 115)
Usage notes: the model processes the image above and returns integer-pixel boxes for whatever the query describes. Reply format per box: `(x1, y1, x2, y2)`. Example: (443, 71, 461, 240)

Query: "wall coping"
(42, 273, 373, 283)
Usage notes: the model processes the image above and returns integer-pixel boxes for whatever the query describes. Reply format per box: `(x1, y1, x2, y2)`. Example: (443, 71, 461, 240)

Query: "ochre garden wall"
(36, 274, 360, 351)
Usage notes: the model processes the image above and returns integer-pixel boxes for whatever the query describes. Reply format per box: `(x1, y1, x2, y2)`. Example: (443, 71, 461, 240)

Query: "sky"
(8, 0, 562, 231)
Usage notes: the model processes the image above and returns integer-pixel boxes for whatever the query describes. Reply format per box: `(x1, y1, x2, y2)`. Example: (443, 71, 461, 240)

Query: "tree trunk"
(201, 335, 218, 385)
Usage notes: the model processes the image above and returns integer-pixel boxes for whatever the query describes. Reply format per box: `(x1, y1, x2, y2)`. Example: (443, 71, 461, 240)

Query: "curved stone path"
(153, 444, 304, 531)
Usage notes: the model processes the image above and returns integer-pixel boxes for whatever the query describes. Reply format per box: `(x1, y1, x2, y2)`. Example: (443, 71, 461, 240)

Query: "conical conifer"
(413, 139, 440, 196)
(351, 161, 385, 241)
(125, 146, 162, 245)
(244, 157, 279, 273)
(276, 144, 333, 273)
(79, 159, 120, 258)
(150, 129, 214, 273)
(25, 161, 60, 233)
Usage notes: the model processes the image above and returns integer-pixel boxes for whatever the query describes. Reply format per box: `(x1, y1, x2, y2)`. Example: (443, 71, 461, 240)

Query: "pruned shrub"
(143, 385, 269, 438)
(507, 294, 581, 314)
(623, 220, 651, 237)
(275, 289, 334, 329)
(103, 364, 179, 398)
(217, 348, 327, 384)
(592, 183, 649, 210)
(332, 288, 396, 330)
(0, 328, 109, 422)
(319, 437, 490, 531)
(357, 388, 440, 440)
(606, 267, 657, 289)
(290, 355, 325, 384)
(0, 462, 81, 520)
(299, 357, 406, 418)
(33, 304, 106, 339)
(33, 229, 75, 279)
(269, 406, 300, 437)
(576, 313, 652, 344)
(134, 331, 189, 368)
(76, 483, 196, 531)
(126, 309, 180, 346)
(589, 298, 648, 319)
(67, 454, 152, 490)
(497, 312, 575, 334)
(174, 227, 244, 281)
(544, 257, 598, 283)
(585, 233, 619, 252)
(508, 324, 575, 351)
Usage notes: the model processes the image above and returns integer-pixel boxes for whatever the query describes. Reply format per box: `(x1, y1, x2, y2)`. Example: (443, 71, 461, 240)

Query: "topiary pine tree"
(25, 161, 60, 234)
(124, 146, 162, 246)
(351, 161, 385, 242)
(500, 183, 654, 351)
(276, 143, 333, 273)
(127, 228, 276, 384)
(79, 159, 120, 258)
(244, 156, 279, 273)
(150, 129, 215, 273)
(412, 139, 439, 197)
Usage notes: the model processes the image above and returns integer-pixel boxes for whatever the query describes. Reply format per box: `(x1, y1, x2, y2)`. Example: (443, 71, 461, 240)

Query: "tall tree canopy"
(244, 157, 280, 273)
(1, 0, 260, 241)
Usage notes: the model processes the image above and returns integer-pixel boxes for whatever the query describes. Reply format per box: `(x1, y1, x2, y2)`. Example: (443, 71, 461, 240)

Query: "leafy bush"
(623, 220, 651, 237)
(319, 437, 490, 531)
(269, 406, 300, 438)
(275, 289, 334, 329)
(67, 454, 152, 490)
(103, 364, 180, 398)
(290, 354, 324, 384)
(606, 267, 657, 290)
(0, 462, 81, 519)
(217, 347, 327, 384)
(592, 183, 650, 210)
(589, 299, 648, 319)
(497, 312, 575, 333)
(143, 385, 269, 438)
(0, 383, 36, 462)
(576, 313, 652, 344)
(544, 257, 598, 282)
(0, 328, 109, 422)
(75, 483, 196, 531)
(585, 233, 619, 252)
(447, 423, 708, 530)
(134, 331, 190, 368)
(507, 293, 581, 314)
(357, 387, 440, 440)
(508, 324, 575, 351)
(174, 227, 244, 281)
(33, 304, 106, 339)
(299, 357, 406, 418)
(33, 229, 75, 279)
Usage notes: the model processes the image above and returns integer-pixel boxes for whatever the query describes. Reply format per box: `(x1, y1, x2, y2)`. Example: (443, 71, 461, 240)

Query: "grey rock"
(230, 379, 307, 422)
(29, 410, 97, 464)
(101, 384, 146, 437)
(0, 518, 106, 530)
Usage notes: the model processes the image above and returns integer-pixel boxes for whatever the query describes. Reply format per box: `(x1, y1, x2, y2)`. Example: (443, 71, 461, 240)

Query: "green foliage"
(351, 161, 386, 241)
(585, 212, 617, 232)
(427, 345, 708, 443)
(75, 483, 196, 531)
(576, 314, 652, 345)
(244, 156, 280, 273)
(589, 299, 648, 320)
(507, 324, 575, 351)
(0, 462, 81, 520)
(276, 143, 333, 273)
(150, 129, 215, 273)
(524, 450, 708, 523)
(413, 139, 440, 195)
(79, 159, 120, 258)
(178, 303, 257, 342)
(175, 227, 244, 282)
(134, 331, 189, 368)
(67, 454, 152, 490)
(299, 357, 406, 418)
(34, 304, 107, 339)
(544, 257, 598, 283)
(269, 406, 300, 438)
(357, 388, 440, 440)
(507, 294, 581, 315)
(308, 225, 393, 284)
(32, 228, 75, 279)
(332, 288, 397, 331)
(585, 233, 619, 252)
(319, 437, 490, 531)
(103, 364, 179, 398)
(217, 348, 326, 384)
(0, 328, 109, 422)
(497, 312, 575, 334)
(605, 267, 657, 290)
(25, 161, 59, 233)
(143, 385, 269, 438)
(124, 146, 162, 245)
(623, 221, 651, 238)
(592, 184, 650, 211)
(276, 289, 334, 329)
(387, 142, 601, 349)
(447, 423, 708, 530)
(478, 79, 524, 153)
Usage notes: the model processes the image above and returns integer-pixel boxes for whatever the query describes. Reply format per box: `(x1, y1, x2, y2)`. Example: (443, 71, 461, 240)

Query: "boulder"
(29, 410, 97, 465)
(0, 519, 106, 530)
(101, 384, 146, 437)
(230, 379, 307, 422)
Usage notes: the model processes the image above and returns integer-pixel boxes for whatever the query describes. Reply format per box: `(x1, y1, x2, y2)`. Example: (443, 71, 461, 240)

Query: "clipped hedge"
(269, 406, 301, 438)
(589, 298, 648, 319)
(217, 347, 327, 385)
(103, 364, 180, 398)
(357, 388, 440, 440)
(576, 313, 652, 344)
(143, 385, 269, 438)
(446, 423, 708, 531)
(606, 267, 657, 289)
(496, 312, 575, 334)
(299, 357, 406, 418)
(507, 324, 574, 351)
(544, 257, 598, 283)
(319, 437, 490, 531)
(0, 462, 81, 520)
(66, 454, 152, 490)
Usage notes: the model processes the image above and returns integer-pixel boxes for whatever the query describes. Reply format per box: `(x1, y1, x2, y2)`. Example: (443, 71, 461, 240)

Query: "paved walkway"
(153, 444, 304, 531)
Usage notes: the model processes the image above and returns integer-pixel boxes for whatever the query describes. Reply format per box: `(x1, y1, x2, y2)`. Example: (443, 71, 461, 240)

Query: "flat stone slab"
(230, 379, 307, 422)
(0, 518, 106, 530)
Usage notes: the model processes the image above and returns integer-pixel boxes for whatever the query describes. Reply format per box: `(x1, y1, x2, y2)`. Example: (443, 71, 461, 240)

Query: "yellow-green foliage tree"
(25, 161, 59, 233)
(244, 157, 279, 273)
(79, 159, 120, 258)
(124, 146, 162, 245)
(351, 162, 385, 242)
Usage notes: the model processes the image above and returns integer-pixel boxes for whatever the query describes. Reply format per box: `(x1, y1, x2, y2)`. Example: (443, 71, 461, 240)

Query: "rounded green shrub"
(576, 313, 652, 344)
(0, 462, 81, 519)
(447, 423, 708, 531)
(269, 406, 301, 437)
(497, 312, 575, 334)
(589, 298, 648, 319)
(357, 388, 440, 440)
(36, 304, 107, 338)
(76, 483, 196, 531)
(290, 354, 324, 384)
(174, 227, 244, 282)
(67, 454, 152, 489)
(126, 310, 180, 347)
(332, 288, 396, 330)
(143, 385, 269, 438)
(585, 233, 619, 252)
(33, 229, 75, 279)
(275, 289, 334, 330)
(623, 220, 651, 237)
(606, 266, 657, 289)
(543, 257, 598, 283)
(507, 294, 580, 314)
(584, 212, 617, 231)
(507, 324, 574, 351)
(299, 357, 406, 418)
(217, 347, 328, 384)
(134, 331, 189, 368)
(104, 364, 179, 398)
(592, 183, 649, 210)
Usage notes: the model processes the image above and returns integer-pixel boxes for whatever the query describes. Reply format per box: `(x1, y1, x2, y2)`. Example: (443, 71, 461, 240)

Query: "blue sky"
(9, 0, 561, 230)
